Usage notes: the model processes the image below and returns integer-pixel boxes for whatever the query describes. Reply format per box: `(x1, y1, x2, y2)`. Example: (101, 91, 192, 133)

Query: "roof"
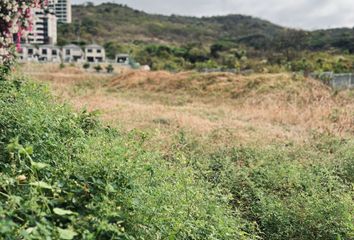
(38, 44, 60, 49)
(63, 44, 82, 50)
(85, 44, 104, 49)
(20, 43, 35, 48)
(116, 54, 129, 57)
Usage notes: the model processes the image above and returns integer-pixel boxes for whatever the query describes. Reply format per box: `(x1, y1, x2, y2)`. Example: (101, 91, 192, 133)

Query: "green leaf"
(58, 227, 78, 240)
(31, 161, 50, 170)
(53, 208, 77, 216)
(30, 181, 53, 189)
(25, 146, 33, 155)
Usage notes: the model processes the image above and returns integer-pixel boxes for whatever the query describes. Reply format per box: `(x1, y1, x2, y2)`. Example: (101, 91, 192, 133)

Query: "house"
(85, 44, 106, 63)
(62, 44, 84, 62)
(38, 45, 61, 62)
(18, 44, 38, 62)
(116, 54, 130, 65)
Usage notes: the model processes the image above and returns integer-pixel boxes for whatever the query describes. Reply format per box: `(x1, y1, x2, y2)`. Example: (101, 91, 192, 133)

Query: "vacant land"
(23, 63, 354, 148)
(2, 63, 351, 239)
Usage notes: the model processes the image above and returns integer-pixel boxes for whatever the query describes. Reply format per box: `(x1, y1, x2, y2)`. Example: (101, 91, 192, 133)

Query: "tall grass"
(0, 78, 248, 239)
(167, 132, 354, 240)
(1, 76, 353, 239)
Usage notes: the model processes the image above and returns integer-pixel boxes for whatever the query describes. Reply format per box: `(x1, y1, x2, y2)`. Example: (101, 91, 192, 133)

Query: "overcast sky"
(72, 0, 354, 30)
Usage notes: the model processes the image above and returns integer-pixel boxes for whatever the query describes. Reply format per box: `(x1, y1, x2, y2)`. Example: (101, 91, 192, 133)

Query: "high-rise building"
(16, 0, 71, 45)
(21, 8, 57, 45)
(49, 0, 72, 24)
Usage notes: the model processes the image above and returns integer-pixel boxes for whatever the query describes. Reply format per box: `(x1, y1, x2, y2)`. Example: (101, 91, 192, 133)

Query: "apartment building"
(49, 0, 72, 23)
(24, 8, 57, 45)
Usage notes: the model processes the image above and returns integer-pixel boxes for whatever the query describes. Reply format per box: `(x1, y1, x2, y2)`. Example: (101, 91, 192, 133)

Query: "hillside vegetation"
(9, 64, 353, 239)
(57, 3, 354, 72)
(59, 3, 354, 52)
(58, 3, 283, 46)
(1, 2, 354, 239)
(0, 77, 249, 239)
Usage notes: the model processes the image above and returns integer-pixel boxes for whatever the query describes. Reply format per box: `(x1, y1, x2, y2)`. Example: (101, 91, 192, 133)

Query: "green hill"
(58, 3, 354, 52)
(58, 3, 284, 46)
(57, 3, 354, 72)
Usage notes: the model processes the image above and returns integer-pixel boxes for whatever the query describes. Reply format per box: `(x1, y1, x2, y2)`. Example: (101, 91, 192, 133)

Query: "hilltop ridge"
(58, 3, 354, 53)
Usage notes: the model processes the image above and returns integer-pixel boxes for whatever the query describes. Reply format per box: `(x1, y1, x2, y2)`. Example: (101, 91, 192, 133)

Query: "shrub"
(164, 131, 354, 240)
(201, 146, 354, 240)
(0, 79, 249, 239)
(94, 65, 102, 73)
(106, 64, 114, 73)
(83, 62, 90, 70)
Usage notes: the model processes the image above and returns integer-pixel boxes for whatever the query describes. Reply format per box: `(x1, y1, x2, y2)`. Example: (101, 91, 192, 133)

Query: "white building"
(49, 0, 72, 23)
(62, 44, 84, 62)
(24, 8, 57, 45)
(38, 45, 61, 62)
(85, 44, 106, 63)
(116, 54, 130, 65)
(18, 44, 38, 62)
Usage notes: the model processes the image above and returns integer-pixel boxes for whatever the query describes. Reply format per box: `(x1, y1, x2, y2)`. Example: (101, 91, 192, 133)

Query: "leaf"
(31, 161, 50, 170)
(58, 227, 78, 240)
(30, 181, 53, 189)
(53, 208, 77, 216)
(25, 146, 33, 155)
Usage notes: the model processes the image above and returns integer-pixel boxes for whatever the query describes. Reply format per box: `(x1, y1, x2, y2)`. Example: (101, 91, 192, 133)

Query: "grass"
(24, 64, 354, 147)
(0, 78, 247, 239)
(4, 64, 353, 239)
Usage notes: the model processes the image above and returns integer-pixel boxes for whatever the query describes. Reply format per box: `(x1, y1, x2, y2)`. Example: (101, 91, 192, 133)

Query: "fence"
(310, 72, 354, 89)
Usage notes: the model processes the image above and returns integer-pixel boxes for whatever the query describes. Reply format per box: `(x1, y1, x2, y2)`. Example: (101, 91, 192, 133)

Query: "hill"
(58, 3, 354, 53)
(58, 3, 284, 47)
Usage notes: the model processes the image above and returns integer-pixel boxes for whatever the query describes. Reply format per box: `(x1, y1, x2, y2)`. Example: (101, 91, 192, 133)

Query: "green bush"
(0, 79, 249, 239)
(202, 146, 354, 240)
(59, 63, 65, 69)
(105, 64, 114, 73)
(94, 65, 102, 73)
(164, 131, 354, 240)
(83, 62, 90, 70)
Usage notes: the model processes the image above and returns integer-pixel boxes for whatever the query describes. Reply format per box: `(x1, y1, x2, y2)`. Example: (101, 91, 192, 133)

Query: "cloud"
(72, 0, 354, 29)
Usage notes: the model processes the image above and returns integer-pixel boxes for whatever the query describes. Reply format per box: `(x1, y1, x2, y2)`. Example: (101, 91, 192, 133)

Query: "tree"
(275, 29, 308, 61)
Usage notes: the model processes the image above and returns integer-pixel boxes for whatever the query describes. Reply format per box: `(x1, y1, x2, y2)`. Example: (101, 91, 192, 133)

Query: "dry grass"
(21, 63, 354, 148)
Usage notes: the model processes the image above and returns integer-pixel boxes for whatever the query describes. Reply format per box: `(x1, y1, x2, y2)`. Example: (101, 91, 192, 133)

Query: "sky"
(72, 0, 354, 30)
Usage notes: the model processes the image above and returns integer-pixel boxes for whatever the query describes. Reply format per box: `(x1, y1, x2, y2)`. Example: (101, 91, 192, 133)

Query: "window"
(97, 49, 101, 53)
(42, 49, 47, 55)
(52, 50, 57, 55)
(66, 49, 70, 55)
(28, 49, 34, 55)
(87, 49, 93, 53)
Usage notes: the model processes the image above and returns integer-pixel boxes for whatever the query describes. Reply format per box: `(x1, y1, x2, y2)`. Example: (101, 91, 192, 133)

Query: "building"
(18, 44, 38, 62)
(24, 8, 57, 45)
(48, 0, 72, 23)
(116, 54, 130, 65)
(38, 45, 61, 62)
(85, 44, 106, 63)
(62, 44, 84, 62)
